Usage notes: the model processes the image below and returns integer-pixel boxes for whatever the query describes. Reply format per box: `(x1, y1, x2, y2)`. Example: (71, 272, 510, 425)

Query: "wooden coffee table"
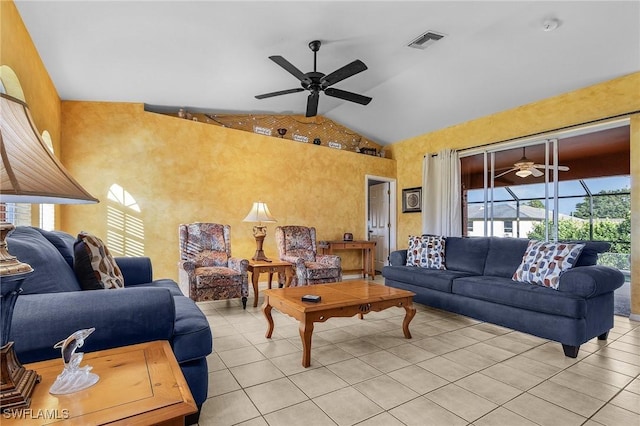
(262, 280, 416, 367)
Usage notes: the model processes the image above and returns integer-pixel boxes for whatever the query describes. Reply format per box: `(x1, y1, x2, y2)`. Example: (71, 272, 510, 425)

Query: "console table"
(318, 240, 376, 278)
(2, 341, 196, 425)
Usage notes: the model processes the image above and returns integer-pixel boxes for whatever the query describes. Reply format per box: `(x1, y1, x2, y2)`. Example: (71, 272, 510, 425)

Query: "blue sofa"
(383, 236, 625, 357)
(6, 226, 212, 424)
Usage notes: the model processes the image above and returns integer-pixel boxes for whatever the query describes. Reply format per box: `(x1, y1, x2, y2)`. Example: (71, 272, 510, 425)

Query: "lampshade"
(0, 92, 99, 411)
(243, 202, 277, 223)
(515, 169, 533, 178)
(0, 93, 98, 204)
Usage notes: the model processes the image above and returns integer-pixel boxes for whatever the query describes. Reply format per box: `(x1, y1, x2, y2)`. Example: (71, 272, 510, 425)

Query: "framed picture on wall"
(402, 187, 422, 213)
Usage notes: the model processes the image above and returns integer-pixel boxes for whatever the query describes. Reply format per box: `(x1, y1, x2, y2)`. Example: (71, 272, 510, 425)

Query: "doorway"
(366, 176, 397, 273)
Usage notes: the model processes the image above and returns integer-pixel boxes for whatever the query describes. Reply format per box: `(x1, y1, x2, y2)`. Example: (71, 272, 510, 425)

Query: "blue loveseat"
(7, 226, 212, 424)
(383, 236, 625, 357)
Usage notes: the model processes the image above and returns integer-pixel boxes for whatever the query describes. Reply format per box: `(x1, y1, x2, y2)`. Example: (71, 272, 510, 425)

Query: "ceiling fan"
(255, 40, 372, 117)
(495, 147, 570, 178)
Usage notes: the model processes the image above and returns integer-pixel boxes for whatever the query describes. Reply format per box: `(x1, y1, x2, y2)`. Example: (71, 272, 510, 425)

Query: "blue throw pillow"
(6, 226, 81, 294)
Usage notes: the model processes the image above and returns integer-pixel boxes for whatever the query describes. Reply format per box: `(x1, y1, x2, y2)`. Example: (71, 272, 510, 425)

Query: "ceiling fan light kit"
(255, 40, 372, 117)
(495, 146, 570, 179)
(515, 169, 533, 178)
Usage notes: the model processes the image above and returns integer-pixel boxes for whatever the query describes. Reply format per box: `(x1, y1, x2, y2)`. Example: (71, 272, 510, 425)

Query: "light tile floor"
(196, 277, 640, 426)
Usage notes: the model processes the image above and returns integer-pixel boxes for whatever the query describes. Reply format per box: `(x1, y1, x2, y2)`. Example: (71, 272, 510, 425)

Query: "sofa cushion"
(513, 241, 584, 289)
(6, 226, 81, 294)
(444, 237, 489, 275)
(383, 266, 473, 293)
(74, 232, 125, 290)
(171, 295, 214, 363)
(134, 279, 185, 297)
(483, 237, 530, 278)
(407, 235, 446, 269)
(452, 275, 586, 319)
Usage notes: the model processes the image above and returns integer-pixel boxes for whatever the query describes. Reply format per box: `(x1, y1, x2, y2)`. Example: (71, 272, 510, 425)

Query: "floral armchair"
(178, 223, 249, 308)
(275, 225, 342, 286)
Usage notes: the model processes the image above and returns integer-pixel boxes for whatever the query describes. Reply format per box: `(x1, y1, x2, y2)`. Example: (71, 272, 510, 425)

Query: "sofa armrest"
(316, 254, 341, 268)
(389, 250, 408, 267)
(10, 287, 175, 363)
(558, 265, 625, 298)
(115, 256, 153, 285)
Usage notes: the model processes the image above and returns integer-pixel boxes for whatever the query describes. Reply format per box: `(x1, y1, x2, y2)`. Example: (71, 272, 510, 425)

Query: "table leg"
(299, 317, 314, 367)
(402, 300, 416, 339)
(370, 247, 375, 278)
(262, 297, 274, 338)
(284, 267, 293, 288)
(252, 270, 261, 308)
(268, 272, 273, 289)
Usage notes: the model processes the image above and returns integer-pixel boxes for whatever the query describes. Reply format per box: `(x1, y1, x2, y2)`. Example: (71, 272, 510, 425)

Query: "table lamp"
(243, 202, 276, 262)
(0, 91, 98, 410)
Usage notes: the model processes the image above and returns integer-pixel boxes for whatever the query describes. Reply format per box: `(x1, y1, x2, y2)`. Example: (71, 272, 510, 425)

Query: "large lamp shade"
(0, 93, 98, 204)
(0, 92, 98, 410)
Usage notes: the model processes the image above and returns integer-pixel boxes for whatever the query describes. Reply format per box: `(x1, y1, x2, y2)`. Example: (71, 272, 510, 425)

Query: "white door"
(369, 183, 390, 273)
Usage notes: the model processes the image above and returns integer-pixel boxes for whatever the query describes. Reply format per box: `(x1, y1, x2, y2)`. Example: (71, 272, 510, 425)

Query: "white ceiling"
(14, 1, 640, 146)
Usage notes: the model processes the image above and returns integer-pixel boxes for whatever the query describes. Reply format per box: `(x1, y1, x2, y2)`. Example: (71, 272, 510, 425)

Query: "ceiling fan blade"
(533, 164, 570, 172)
(530, 167, 544, 178)
(255, 88, 305, 99)
(324, 88, 372, 105)
(320, 60, 368, 88)
(269, 56, 311, 84)
(495, 168, 517, 178)
(306, 92, 319, 117)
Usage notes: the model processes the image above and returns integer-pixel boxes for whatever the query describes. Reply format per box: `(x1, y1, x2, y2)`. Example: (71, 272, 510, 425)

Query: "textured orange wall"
(1, 1, 60, 149)
(388, 72, 640, 317)
(60, 102, 396, 280)
(2, 0, 62, 226)
(388, 72, 640, 247)
(631, 114, 640, 318)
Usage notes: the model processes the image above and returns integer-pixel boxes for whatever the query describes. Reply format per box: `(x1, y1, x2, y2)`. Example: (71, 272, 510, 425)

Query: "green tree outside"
(526, 189, 630, 270)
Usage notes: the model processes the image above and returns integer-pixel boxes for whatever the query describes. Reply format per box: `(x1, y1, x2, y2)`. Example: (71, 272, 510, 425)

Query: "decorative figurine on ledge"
(49, 328, 99, 395)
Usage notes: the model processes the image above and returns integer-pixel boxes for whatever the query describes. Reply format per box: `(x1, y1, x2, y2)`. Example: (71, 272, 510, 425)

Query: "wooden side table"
(247, 259, 294, 308)
(318, 240, 376, 278)
(1, 341, 196, 425)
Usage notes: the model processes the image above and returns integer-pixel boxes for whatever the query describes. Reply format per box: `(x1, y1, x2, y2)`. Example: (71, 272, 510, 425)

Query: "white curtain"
(422, 148, 462, 236)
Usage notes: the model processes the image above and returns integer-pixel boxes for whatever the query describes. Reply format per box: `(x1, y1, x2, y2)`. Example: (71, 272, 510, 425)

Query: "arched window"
(106, 184, 144, 256)
(0, 66, 30, 226)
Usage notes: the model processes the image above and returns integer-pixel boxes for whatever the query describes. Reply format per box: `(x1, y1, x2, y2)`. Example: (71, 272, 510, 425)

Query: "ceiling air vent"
(407, 31, 445, 50)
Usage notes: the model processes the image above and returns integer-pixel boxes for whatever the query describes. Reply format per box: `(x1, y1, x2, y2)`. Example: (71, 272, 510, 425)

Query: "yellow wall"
(631, 114, 640, 318)
(60, 101, 396, 280)
(6, 0, 639, 317)
(1, 0, 62, 227)
(388, 71, 640, 317)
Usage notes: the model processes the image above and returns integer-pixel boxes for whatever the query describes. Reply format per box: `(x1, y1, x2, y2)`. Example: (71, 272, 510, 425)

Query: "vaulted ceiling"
(14, 1, 640, 146)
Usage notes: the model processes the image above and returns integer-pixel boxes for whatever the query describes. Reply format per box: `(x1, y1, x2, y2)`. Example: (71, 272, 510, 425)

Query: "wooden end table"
(1, 341, 196, 425)
(247, 259, 294, 308)
(262, 280, 416, 367)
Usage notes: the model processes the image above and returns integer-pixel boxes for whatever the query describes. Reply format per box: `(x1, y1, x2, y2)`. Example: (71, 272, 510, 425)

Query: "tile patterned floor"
(196, 277, 640, 426)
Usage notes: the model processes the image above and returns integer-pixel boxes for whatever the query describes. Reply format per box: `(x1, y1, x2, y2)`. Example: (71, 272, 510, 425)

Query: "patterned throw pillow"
(513, 240, 585, 290)
(406, 235, 446, 269)
(74, 232, 125, 290)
